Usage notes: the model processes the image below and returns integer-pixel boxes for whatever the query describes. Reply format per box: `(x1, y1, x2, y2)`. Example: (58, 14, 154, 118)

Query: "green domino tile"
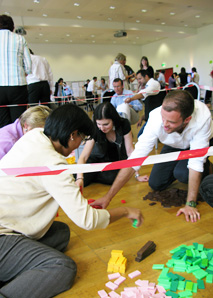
(178, 291, 193, 297)
(175, 274, 185, 281)
(178, 280, 185, 291)
(193, 242, 198, 249)
(197, 244, 204, 251)
(192, 283, 198, 293)
(186, 250, 192, 257)
(153, 264, 165, 270)
(197, 279, 205, 289)
(173, 266, 186, 272)
(186, 265, 200, 273)
(165, 291, 179, 298)
(170, 280, 178, 292)
(193, 269, 208, 279)
(207, 252, 213, 260)
(158, 281, 171, 290)
(167, 272, 178, 280)
(206, 269, 213, 274)
(185, 281, 193, 291)
(206, 274, 213, 283)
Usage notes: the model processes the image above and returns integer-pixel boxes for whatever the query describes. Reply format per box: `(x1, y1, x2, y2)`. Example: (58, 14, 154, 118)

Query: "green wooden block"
(177, 280, 185, 290)
(201, 252, 207, 260)
(193, 269, 208, 279)
(186, 265, 200, 273)
(178, 291, 193, 297)
(167, 272, 178, 280)
(158, 281, 171, 290)
(193, 242, 198, 249)
(186, 250, 192, 257)
(206, 274, 213, 283)
(165, 291, 179, 298)
(175, 274, 185, 281)
(170, 280, 178, 292)
(197, 279, 205, 289)
(185, 281, 193, 291)
(206, 269, 213, 275)
(207, 252, 213, 260)
(197, 244, 204, 251)
(173, 266, 186, 272)
(153, 264, 165, 270)
(192, 283, 198, 293)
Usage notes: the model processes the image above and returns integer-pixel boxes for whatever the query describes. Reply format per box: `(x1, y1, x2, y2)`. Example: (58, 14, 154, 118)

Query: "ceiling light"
(108, 18, 112, 21)
(34, 0, 40, 3)
(155, 29, 162, 32)
(39, 33, 43, 36)
(77, 16, 82, 19)
(178, 31, 185, 34)
(136, 20, 140, 23)
(74, 3, 80, 6)
(92, 40, 95, 43)
(45, 40, 48, 42)
(170, 12, 175, 15)
(109, 6, 115, 9)
(195, 15, 200, 18)
(66, 34, 70, 37)
(136, 37, 139, 39)
(141, 9, 147, 13)
(91, 35, 95, 37)
(184, 24, 188, 27)
(43, 14, 48, 17)
(4, 12, 10, 15)
(161, 22, 165, 25)
(69, 40, 72, 42)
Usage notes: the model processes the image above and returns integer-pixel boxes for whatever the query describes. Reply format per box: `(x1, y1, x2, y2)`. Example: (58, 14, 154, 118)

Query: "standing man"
(158, 70, 166, 89)
(190, 67, 200, 85)
(94, 90, 213, 223)
(27, 49, 54, 106)
(111, 78, 142, 125)
(86, 76, 98, 111)
(0, 14, 32, 128)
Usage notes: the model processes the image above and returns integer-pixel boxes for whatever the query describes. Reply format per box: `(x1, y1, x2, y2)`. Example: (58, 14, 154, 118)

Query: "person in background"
(0, 104, 143, 298)
(98, 78, 108, 98)
(64, 82, 74, 103)
(87, 76, 98, 111)
(76, 102, 148, 189)
(179, 67, 188, 87)
(190, 67, 200, 85)
(0, 14, 32, 128)
(0, 105, 51, 160)
(27, 49, 54, 106)
(158, 70, 166, 89)
(54, 78, 65, 105)
(168, 73, 176, 89)
(139, 56, 154, 78)
(82, 79, 90, 98)
(154, 72, 160, 81)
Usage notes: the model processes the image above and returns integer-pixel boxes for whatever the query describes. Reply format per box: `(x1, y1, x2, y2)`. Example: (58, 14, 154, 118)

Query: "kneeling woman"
(76, 102, 148, 190)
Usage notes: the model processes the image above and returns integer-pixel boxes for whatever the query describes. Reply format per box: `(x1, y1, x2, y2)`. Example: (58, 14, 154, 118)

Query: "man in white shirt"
(158, 70, 166, 89)
(125, 70, 160, 104)
(86, 76, 98, 111)
(94, 90, 213, 223)
(111, 78, 142, 125)
(27, 49, 54, 106)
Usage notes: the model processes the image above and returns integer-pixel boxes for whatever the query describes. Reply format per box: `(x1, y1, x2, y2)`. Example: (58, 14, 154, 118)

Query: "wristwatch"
(186, 201, 197, 208)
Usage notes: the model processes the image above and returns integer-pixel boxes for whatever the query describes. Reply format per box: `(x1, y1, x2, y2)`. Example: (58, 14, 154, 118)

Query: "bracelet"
(76, 177, 84, 181)
(135, 174, 140, 180)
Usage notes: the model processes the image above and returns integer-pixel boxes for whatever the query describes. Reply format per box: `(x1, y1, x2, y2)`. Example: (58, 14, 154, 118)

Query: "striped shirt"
(0, 29, 32, 86)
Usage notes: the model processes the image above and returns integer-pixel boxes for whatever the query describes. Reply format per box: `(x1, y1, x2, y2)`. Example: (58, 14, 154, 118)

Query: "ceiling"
(1, 0, 213, 46)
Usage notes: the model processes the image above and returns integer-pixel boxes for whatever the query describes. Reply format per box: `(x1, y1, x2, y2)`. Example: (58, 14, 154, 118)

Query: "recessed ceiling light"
(161, 22, 165, 25)
(109, 6, 115, 9)
(45, 40, 48, 42)
(184, 24, 188, 27)
(77, 16, 82, 19)
(141, 9, 147, 13)
(74, 3, 80, 6)
(34, 0, 40, 3)
(66, 34, 70, 37)
(92, 40, 95, 43)
(155, 29, 162, 32)
(178, 31, 185, 34)
(39, 33, 43, 36)
(136, 37, 139, 39)
(43, 14, 48, 17)
(170, 12, 175, 15)
(69, 40, 72, 42)
(108, 18, 112, 21)
(136, 20, 140, 23)
(4, 12, 10, 15)
(195, 15, 200, 18)
(91, 35, 95, 37)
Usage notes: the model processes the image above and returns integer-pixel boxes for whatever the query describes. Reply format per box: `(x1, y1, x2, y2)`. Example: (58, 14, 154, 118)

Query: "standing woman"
(139, 56, 154, 78)
(76, 102, 148, 189)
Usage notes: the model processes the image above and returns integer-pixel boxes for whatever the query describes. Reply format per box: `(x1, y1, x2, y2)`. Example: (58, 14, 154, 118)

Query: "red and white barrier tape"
(0, 147, 212, 178)
(0, 84, 212, 108)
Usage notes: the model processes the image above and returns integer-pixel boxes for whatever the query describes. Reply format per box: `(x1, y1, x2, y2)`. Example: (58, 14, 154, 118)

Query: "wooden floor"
(55, 116, 213, 298)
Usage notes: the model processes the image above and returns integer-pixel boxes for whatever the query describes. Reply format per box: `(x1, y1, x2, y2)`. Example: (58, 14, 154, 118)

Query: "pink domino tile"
(128, 270, 141, 279)
(114, 276, 126, 286)
(148, 282, 156, 289)
(135, 279, 148, 287)
(120, 290, 136, 298)
(108, 291, 121, 298)
(98, 289, 108, 298)
(105, 281, 118, 291)
(156, 285, 166, 293)
(108, 273, 121, 280)
(152, 293, 167, 298)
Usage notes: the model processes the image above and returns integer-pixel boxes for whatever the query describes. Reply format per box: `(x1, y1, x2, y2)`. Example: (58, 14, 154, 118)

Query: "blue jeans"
(0, 222, 77, 298)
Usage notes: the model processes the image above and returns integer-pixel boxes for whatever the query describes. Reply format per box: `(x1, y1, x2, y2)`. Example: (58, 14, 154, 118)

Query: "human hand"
(125, 207, 144, 227)
(75, 179, 84, 191)
(176, 205, 200, 222)
(136, 175, 149, 182)
(137, 119, 142, 128)
(125, 97, 132, 104)
(90, 195, 111, 209)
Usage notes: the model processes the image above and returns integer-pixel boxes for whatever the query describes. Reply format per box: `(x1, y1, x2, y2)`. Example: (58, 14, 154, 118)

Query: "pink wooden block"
(156, 285, 166, 293)
(128, 270, 141, 279)
(153, 293, 166, 298)
(109, 291, 121, 298)
(98, 289, 109, 298)
(121, 291, 136, 298)
(105, 281, 118, 291)
(148, 282, 156, 289)
(114, 276, 126, 286)
(108, 273, 121, 280)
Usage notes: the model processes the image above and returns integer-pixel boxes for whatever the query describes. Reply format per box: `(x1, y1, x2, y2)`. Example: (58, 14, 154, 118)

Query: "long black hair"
(44, 104, 95, 148)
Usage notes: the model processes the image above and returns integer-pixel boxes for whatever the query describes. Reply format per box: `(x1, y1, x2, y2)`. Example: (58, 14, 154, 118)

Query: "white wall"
(141, 24, 213, 86)
(28, 43, 141, 83)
